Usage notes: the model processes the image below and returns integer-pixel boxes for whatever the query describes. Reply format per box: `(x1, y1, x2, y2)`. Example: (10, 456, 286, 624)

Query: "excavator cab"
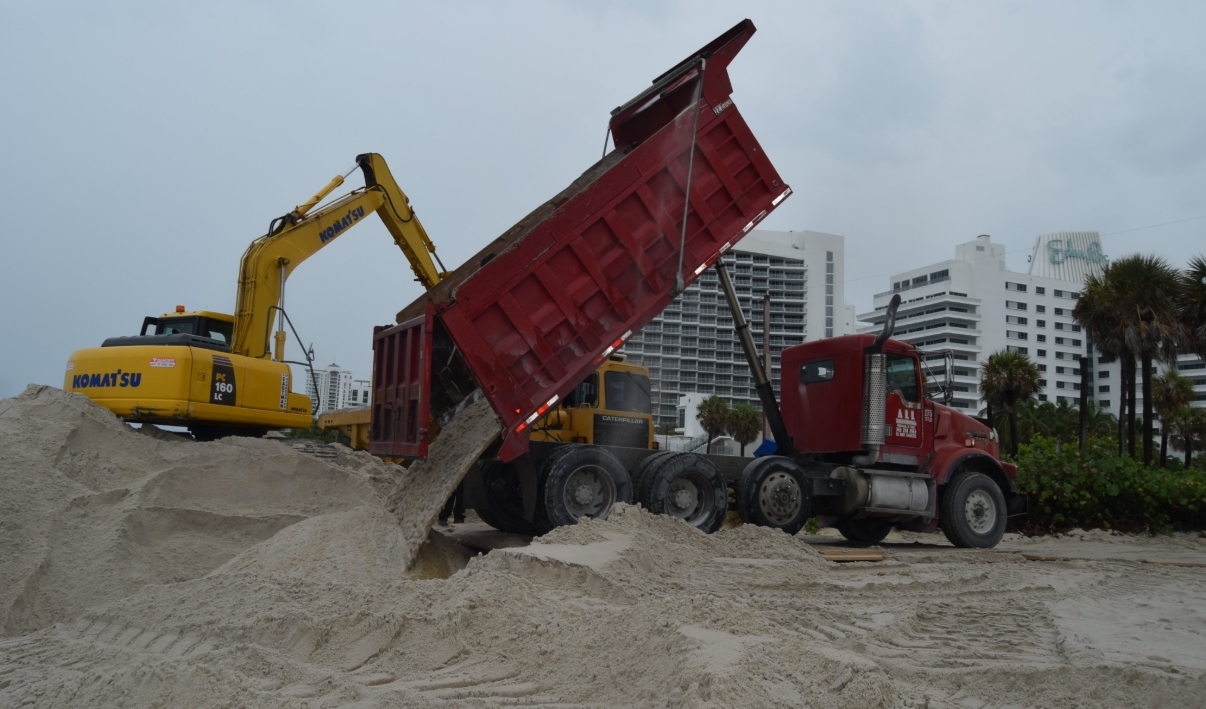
(139, 311, 235, 345)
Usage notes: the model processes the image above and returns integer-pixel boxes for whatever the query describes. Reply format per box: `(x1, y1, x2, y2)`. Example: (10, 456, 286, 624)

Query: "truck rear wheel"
(632, 451, 678, 507)
(538, 445, 632, 529)
(478, 462, 541, 535)
(737, 456, 811, 536)
(836, 517, 892, 544)
(940, 472, 1007, 548)
(638, 453, 727, 534)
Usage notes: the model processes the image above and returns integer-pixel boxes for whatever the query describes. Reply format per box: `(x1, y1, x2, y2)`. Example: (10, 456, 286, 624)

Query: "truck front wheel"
(538, 445, 633, 528)
(737, 456, 812, 536)
(940, 472, 1007, 548)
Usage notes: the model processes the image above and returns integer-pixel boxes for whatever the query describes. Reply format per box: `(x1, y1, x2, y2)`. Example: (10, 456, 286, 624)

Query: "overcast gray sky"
(3, 0, 1204, 398)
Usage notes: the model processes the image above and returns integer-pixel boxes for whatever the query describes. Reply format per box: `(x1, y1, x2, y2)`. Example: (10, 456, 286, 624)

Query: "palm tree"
(1075, 255, 1188, 463)
(1152, 370, 1194, 467)
(1167, 405, 1206, 467)
(695, 395, 729, 454)
(1180, 255, 1206, 359)
(726, 403, 762, 456)
(1075, 273, 1129, 455)
(1085, 403, 1119, 439)
(980, 350, 1042, 457)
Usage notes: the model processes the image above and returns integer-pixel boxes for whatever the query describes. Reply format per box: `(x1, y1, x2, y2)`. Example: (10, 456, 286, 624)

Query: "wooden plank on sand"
(820, 549, 884, 562)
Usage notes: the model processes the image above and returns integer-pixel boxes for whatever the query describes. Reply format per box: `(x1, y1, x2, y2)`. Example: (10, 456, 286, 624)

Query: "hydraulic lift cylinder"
(715, 261, 794, 455)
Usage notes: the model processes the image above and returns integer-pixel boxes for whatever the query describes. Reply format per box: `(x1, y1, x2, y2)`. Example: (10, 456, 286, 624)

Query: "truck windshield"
(885, 354, 919, 403)
(604, 371, 651, 413)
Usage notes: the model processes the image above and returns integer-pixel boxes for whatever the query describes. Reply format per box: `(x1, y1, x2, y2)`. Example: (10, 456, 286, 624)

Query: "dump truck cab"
(734, 292, 1022, 548)
(531, 355, 654, 449)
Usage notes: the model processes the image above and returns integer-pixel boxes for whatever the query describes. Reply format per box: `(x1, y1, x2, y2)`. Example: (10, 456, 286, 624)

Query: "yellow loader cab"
(531, 355, 655, 449)
(65, 308, 312, 440)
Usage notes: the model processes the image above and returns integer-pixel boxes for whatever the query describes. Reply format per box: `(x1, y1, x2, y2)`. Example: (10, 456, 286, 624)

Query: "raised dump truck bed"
(370, 19, 791, 464)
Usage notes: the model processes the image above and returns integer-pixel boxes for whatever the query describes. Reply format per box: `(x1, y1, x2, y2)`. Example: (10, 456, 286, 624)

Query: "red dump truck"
(370, 20, 1023, 547)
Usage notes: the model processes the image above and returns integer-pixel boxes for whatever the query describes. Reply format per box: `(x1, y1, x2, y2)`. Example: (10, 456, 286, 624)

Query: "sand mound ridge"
(0, 385, 395, 636)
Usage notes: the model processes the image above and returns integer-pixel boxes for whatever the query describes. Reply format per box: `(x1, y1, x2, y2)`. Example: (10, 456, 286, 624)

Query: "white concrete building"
(347, 379, 371, 408)
(858, 233, 1119, 412)
(304, 363, 355, 416)
(619, 229, 852, 427)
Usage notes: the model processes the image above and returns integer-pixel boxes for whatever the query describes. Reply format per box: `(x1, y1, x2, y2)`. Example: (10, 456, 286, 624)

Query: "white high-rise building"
(858, 233, 1120, 412)
(304, 363, 355, 416)
(620, 229, 852, 427)
(347, 379, 372, 408)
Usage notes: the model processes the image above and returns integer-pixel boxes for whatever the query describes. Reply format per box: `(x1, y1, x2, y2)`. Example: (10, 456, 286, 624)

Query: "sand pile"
(2, 387, 1205, 707)
(0, 385, 398, 636)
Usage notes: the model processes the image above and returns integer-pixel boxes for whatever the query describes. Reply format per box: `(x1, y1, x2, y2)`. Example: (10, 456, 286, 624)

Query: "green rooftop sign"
(1048, 239, 1108, 266)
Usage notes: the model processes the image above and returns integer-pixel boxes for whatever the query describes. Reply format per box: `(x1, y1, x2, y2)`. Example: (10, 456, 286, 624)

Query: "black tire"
(538, 445, 632, 529)
(940, 471, 1007, 548)
(836, 517, 893, 544)
(478, 462, 541, 535)
(736, 456, 812, 536)
(639, 453, 728, 534)
(633, 451, 678, 509)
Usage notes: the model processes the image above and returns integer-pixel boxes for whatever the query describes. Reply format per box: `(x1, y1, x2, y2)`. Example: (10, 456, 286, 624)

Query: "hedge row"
(1014, 436, 1206, 533)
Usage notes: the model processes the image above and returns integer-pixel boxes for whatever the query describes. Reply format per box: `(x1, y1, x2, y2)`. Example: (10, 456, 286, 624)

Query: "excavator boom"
(230, 153, 448, 360)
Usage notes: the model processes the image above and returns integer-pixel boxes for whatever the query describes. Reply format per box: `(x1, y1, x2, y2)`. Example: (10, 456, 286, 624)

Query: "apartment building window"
(1036, 319, 1046, 327)
(1035, 286, 1046, 295)
(1005, 301, 1028, 311)
(1100, 399, 1111, 408)
(1006, 346, 1028, 354)
(1006, 282, 1027, 292)
(1038, 364, 1048, 372)
(1055, 322, 1065, 330)
(1056, 366, 1066, 374)
(1039, 379, 1048, 387)
(1006, 330, 1028, 340)
(1037, 349, 1047, 357)
(1099, 385, 1110, 393)
(1036, 305, 1046, 313)
(1098, 370, 1109, 378)
(1006, 315, 1028, 325)
(1054, 308, 1065, 316)
(1057, 381, 1066, 389)
(1036, 334, 1046, 342)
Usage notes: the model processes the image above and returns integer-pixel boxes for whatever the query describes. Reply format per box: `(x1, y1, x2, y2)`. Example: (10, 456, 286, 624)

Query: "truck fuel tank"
(829, 467, 933, 517)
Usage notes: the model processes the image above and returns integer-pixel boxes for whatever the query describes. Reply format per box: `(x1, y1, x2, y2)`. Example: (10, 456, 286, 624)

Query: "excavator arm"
(230, 153, 449, 360)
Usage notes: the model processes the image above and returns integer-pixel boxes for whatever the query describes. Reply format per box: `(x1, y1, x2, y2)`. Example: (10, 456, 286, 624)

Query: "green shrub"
(1015, 436, 1206, 533)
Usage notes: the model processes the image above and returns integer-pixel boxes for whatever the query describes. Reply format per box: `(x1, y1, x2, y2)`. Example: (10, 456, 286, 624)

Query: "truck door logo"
(895, 409, 918, 438)
(210, 355, 236, 406)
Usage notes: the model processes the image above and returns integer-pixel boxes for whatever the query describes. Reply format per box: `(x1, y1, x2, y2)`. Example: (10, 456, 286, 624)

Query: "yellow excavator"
(65, 154, 448, 440)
